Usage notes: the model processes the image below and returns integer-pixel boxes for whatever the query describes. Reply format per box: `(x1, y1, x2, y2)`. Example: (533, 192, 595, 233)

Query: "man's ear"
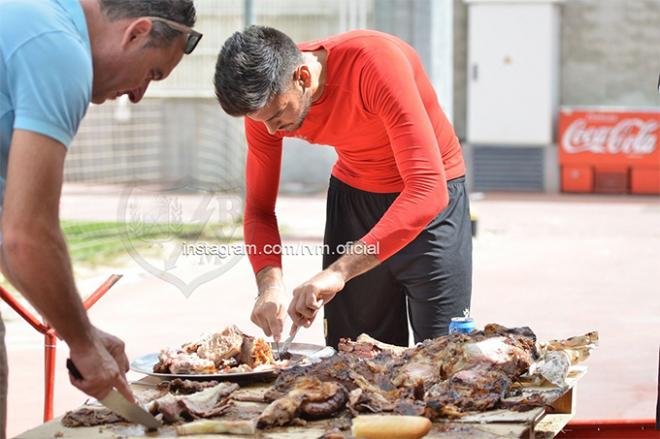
(294, 65, 313, 89)
(121, 18, 153, 50)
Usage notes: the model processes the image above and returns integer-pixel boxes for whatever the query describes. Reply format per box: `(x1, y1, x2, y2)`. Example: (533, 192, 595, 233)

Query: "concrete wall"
(560, 0, 660, 107)
(373, 0, 455, 118)
(453, 0, 469, 141)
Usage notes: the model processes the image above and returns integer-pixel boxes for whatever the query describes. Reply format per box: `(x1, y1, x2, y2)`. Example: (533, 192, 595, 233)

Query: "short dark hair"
(99, 0, 196, 47)
(214, 26, 304, 116)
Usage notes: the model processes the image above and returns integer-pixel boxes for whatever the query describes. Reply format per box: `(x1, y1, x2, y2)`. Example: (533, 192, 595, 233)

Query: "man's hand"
(68, 329, 134, 403)
(251, 287, 287, 341)
(289, 269, 345, 328)
(95, 327, 130, 373)
(288, 241, 380, 328)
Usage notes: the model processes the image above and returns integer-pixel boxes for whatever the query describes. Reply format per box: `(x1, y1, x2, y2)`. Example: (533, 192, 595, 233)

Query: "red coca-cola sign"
(559, 109, 660, 166)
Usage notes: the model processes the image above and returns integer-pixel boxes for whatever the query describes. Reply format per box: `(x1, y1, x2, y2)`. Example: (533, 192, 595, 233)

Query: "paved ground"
(3, 186, 659, 437)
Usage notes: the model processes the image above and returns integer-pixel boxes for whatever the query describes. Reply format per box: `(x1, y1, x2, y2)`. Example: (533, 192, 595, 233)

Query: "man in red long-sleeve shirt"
(214, 26, 472, 348)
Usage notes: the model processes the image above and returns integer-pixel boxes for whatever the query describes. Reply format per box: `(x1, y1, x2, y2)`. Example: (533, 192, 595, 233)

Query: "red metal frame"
(0, 274, 122, 421)
(558, 419, 658, 438)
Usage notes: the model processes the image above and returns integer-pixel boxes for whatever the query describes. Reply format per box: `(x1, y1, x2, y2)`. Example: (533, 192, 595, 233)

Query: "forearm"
(255, 265, 285, 296)
(0, 223, 93, 348)
(326, 241, 380, 282)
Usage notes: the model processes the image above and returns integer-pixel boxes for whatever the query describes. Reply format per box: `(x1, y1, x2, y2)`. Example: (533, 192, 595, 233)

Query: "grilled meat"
(61, 380, 239, 428)
(61, 407, 125, 428)
(197, 325, 244, 363)
(154, 349, 216, 374)
(338, 334, 407, 359)
(263, 324, 547, 427)
(149, 381, 239, 424)
(257, 377, 348, 428)
(165, 378, 221, 395)
(153, 326, 277, 374)
(424, 364, 512, 418)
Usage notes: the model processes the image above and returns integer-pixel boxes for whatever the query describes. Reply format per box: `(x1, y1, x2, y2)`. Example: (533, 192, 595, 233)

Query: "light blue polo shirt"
(0, 0, 92, 206)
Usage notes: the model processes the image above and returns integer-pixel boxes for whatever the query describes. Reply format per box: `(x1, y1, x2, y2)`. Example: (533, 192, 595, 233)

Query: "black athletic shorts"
(322, 175, 472, 348)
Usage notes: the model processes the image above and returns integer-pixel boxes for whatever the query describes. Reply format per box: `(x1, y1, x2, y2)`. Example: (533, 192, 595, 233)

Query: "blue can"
(448, 317, 476, 335)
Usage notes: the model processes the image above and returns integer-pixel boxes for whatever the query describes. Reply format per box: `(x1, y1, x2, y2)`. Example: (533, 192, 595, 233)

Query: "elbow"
(1, 221, 58, 263)
(432, 188, 449, 216)
(2, 229, 40, 264)
(244, 203, 276, 222)
(419, 197, 446, 228)
(411, 177, 449, 223)
(243, 204, 277, 233)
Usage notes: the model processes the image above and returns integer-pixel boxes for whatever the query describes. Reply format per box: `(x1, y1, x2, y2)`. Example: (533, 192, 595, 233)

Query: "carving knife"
(66, 359, 161, 430)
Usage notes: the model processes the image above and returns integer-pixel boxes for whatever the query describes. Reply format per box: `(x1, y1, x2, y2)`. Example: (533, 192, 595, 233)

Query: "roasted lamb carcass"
(391, 324, 538, 388)
(266, 352, 400, 401)
(342, 326, 537, 418)
(263, 323, 545, 427)
(267, 351, 421, 419)
(257, 324, 596, 428)
(401, 325, 540, 419)
(424, 364, 513, 418)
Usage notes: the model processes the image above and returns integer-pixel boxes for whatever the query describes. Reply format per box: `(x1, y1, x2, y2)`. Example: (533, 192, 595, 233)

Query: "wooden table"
(16, 367, 586, 439)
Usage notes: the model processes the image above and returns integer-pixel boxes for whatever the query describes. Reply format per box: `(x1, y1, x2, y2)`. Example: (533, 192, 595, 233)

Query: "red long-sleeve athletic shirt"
(244, 30, 465, 274)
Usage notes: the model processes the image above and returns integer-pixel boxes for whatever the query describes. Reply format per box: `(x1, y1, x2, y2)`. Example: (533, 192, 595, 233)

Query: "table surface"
(17, 367, 586, 439)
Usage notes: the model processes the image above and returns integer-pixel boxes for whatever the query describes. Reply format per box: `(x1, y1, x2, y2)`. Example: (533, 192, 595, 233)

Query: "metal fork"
(274, 340, 281, 358)
(280, 324, 300, 357)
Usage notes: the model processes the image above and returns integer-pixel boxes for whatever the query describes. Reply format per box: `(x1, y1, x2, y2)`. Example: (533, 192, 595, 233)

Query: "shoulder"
(300, 30, 408, 59)
(3, 0, 92, 86)
(1, 0, 86, 54)
(9, 31, 92, 93)
(1, 2, 91, 148)
(335, 30, 410, 55)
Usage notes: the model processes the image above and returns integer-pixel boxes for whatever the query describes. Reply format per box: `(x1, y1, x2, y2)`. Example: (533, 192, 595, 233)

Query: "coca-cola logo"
(562, 118, 658, 155)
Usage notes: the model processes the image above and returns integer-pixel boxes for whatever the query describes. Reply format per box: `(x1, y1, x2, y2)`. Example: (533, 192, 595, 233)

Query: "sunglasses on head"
(145, 16, 203, 55)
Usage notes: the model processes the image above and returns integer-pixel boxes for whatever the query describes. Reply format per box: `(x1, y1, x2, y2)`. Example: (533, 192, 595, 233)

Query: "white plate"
(130, 343, 335, 380)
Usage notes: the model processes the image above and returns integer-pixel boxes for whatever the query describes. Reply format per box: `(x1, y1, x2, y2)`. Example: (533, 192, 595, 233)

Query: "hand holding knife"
(66, 359, 161, 430)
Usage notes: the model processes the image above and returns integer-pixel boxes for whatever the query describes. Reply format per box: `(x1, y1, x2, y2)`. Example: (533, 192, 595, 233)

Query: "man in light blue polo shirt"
(0, 0, 200, 435)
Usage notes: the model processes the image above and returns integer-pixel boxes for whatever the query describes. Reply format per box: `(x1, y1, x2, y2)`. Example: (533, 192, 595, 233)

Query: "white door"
(467, 2, 559, 145)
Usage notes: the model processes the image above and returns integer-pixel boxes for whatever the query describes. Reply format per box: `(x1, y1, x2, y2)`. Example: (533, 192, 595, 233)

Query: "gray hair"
(99, 0, 196, 47)
(214, 26, 304, 116)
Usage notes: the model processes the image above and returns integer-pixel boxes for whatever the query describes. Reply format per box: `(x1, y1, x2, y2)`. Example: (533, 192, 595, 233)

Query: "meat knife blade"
(66, 359, 161, 430)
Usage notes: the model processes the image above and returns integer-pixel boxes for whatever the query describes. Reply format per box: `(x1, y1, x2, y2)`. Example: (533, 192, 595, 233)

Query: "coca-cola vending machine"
(559, 108, 660, 194)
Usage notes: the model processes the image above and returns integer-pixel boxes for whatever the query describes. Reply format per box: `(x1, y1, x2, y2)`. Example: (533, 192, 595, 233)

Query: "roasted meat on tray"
(153, 325, 277, 374)
(261, 324, 597, 427)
